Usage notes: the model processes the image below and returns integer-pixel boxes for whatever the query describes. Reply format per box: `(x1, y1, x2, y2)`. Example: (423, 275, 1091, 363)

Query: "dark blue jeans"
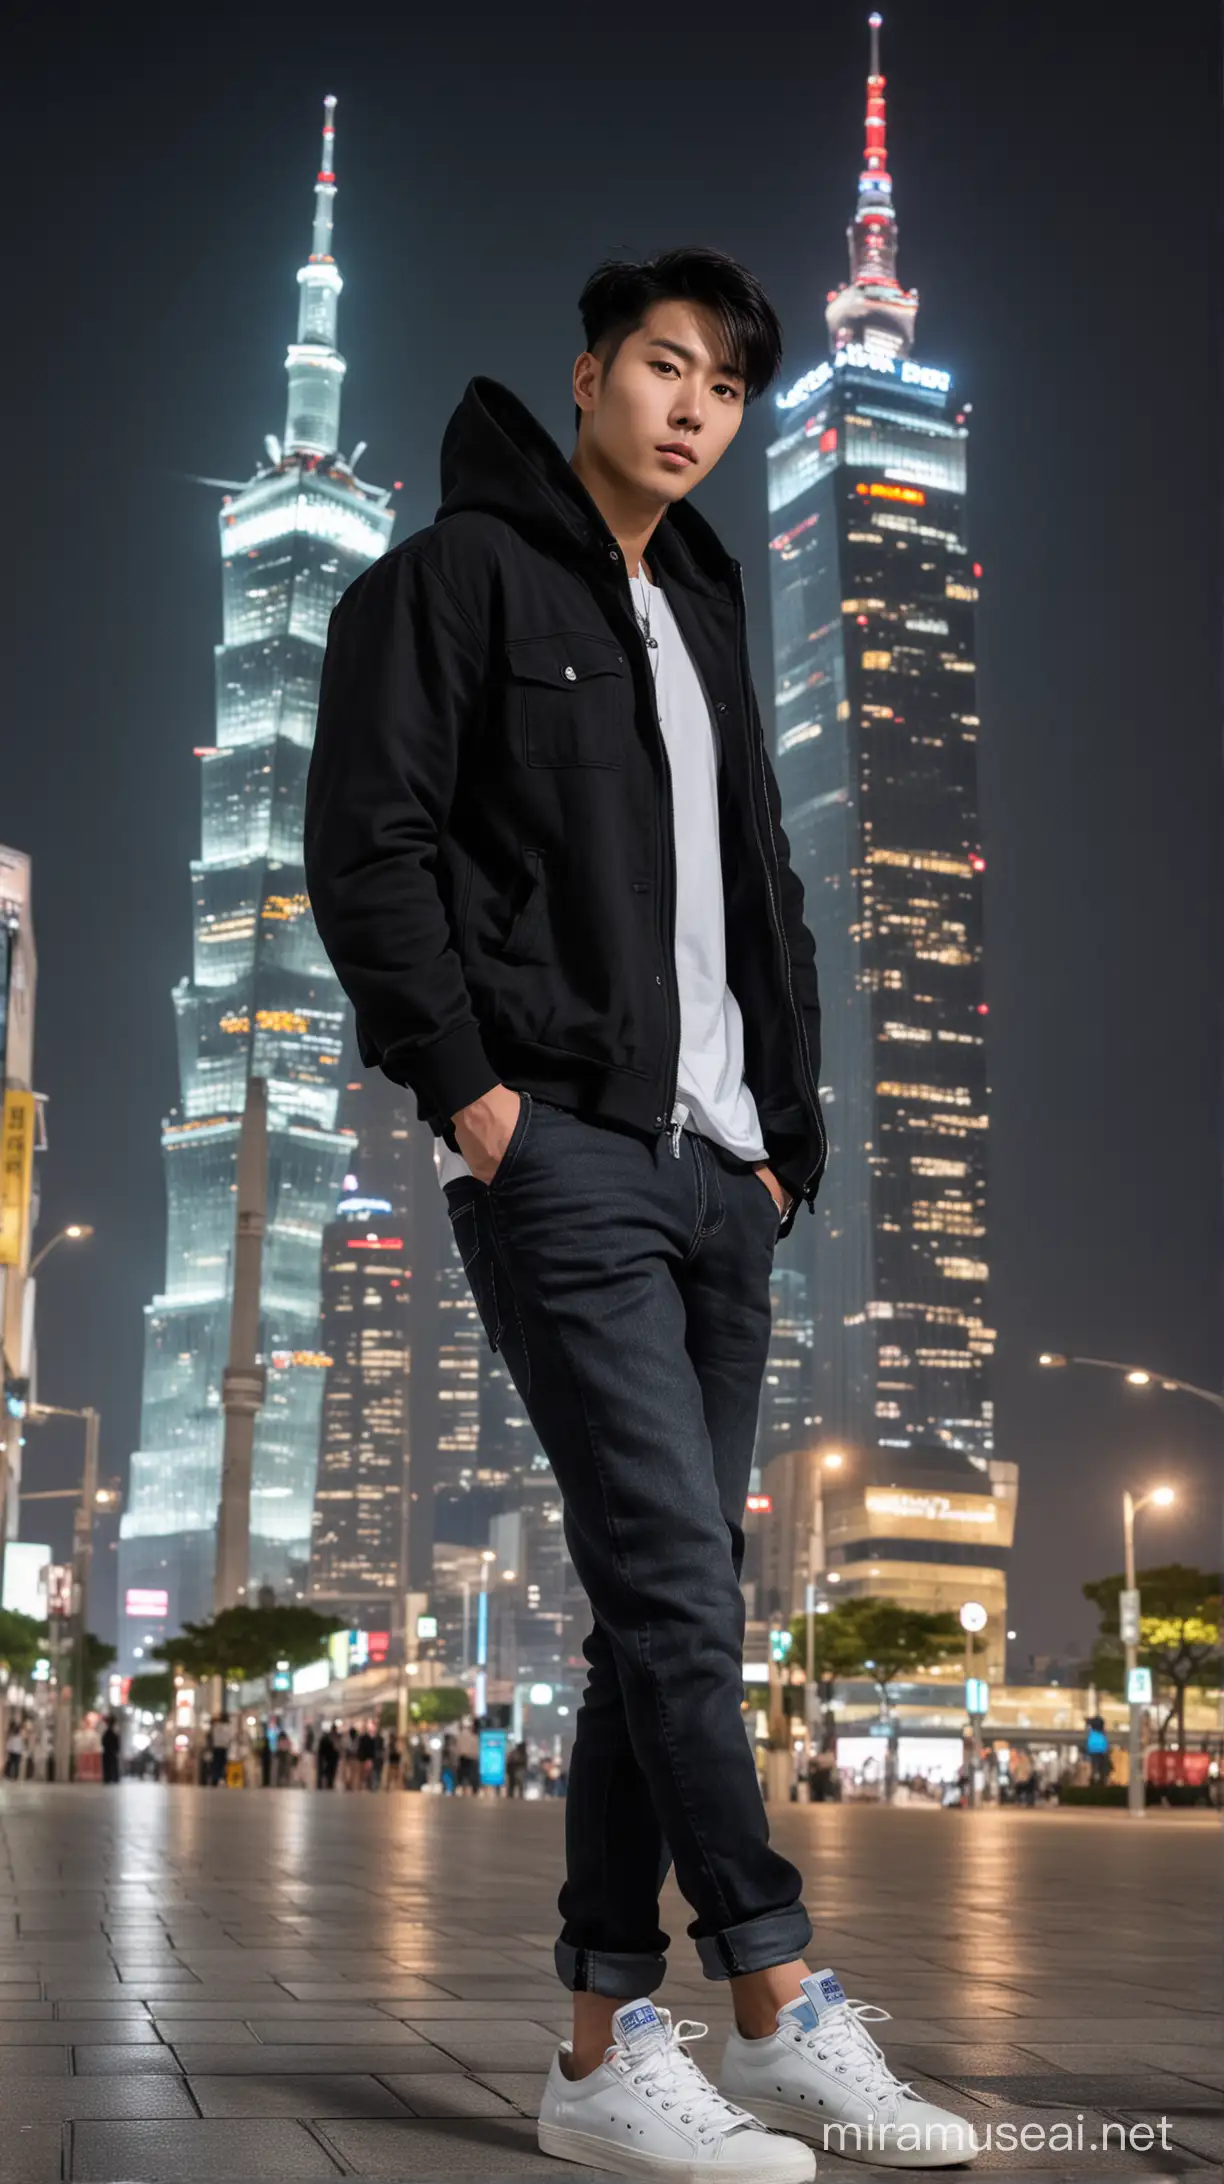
(443, 1091, 812, 1998)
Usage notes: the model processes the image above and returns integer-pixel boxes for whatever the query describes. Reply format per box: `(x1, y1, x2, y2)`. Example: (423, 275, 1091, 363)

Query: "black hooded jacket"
(304, 376, 828, 1237)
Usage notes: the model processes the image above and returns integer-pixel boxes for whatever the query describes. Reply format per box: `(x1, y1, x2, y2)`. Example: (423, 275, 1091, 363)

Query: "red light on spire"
(969, 854, 986, 872)
(973, 562, 983, 579)
(977, 1003, 989, 1016)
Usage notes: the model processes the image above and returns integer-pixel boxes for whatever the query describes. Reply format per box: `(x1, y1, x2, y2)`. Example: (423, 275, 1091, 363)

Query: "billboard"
(1, 1541, 50, 1619)
(125, 1587, 169, 1619)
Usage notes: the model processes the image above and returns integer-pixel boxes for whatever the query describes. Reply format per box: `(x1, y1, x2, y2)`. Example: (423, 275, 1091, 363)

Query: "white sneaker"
(538, 1995, 817, 2179)
(718, 1969, 978, 2168)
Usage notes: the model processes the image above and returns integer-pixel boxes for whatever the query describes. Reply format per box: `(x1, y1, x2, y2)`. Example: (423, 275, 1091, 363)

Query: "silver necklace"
(631, 564, 658, 667)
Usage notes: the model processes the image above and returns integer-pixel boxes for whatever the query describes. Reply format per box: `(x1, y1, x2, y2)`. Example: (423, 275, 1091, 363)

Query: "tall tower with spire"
(824, 11, 919, 360)
(749, 16, 1018, 1687)
(119, 102, 395, 1664)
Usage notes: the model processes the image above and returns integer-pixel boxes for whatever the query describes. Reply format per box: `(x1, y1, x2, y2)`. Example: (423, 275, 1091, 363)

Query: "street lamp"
(27, 1225, 94, 1279)
(960, 1600, 989, 1806)
(805, 1448, 846, 1765)
(1121, 1483, 1175, 1819)
(19, 1401, 101, 1778)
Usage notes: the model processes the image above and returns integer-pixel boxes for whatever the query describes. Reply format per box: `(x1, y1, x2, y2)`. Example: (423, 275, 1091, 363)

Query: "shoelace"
(791, 2000, 917, 2109)
(609, 2015, 753, 2145)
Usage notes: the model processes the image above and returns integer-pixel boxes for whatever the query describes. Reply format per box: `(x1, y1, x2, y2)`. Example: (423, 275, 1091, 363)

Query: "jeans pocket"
(488, 1088, 534, 1189)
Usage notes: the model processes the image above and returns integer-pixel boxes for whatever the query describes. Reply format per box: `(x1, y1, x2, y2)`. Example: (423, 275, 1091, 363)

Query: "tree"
(127, 1671, 174, 1714)
(1083, 1565, 1221, 1752)
(153, 1604, 345, 1695)
(0, 1609, 48, 1683)
(407, 1687, 472, 1729)
(785, 1598, 963, 1796)
(74, 1634, 116, 1709)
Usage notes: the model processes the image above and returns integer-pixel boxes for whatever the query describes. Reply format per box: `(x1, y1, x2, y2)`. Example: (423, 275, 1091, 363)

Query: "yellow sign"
(0, 1091, 35, 1267)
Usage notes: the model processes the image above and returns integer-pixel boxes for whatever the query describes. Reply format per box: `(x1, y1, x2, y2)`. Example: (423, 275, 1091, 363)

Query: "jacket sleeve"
(304, 544, 502, 1122)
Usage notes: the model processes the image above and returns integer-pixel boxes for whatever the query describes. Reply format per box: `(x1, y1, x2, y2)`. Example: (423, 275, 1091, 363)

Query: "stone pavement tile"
(1, 2077, 196, 2121)
(72, 2045, 183, 2073)
(68, 2118, 342, 2180)
(0, 2051, 69, 2076)
(417, 2024, 563, 2069)
(956, 2074, 1220, 2112)
(0, 2001, 53, 2017)
(0, 2125, 63, 2181)
(189, 2074, 414, 2118)
(311, 2115, 572, 2175)
(53, 2001, 153, 2019)
(0, 2018, 161, 2042)
(151, 2019, 260, 2041)
(154, 1998, 392, 2018)
(474, 2070, 548, 2115)
(241, 2017, 430, 2043)
(421, 1974, 570, 2000)
(1021, 2043, 1224, 2089)
(944, 2107, 1217, 2172)
(380, 2072, 523, 2118)
(1151, 2115, 1224, 2161)
(386, 1999, 572, 2021)
(169, 2042, 452, 2074)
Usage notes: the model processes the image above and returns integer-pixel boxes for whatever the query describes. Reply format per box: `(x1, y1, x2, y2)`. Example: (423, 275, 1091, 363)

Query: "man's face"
(574, 298, 745, 503)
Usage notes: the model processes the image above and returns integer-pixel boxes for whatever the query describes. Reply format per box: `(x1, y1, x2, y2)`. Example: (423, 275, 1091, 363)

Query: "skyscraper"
(756, 16, 1016, 1663)
(120, 102, 395, 1663)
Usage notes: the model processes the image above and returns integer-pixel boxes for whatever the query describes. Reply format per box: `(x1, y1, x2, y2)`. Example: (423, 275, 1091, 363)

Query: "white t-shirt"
(436, 565, 768, 1187)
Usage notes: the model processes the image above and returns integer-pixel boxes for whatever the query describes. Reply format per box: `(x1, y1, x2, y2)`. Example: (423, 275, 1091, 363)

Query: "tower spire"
(283, 95, 347, 458)
(825, 13, 919, 360)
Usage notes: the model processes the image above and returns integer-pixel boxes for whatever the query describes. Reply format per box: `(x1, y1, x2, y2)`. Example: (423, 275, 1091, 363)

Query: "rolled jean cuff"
(555, 1939, 668, 1998)
(693, 1903, 814, 1982)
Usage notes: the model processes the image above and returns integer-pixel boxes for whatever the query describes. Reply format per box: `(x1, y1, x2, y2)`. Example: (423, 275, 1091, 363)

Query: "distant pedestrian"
(455, 1719, 480, 1794)
(357, 1723, 376, 1788)
(4, 1720, 24, 1779)
(440, 1730, 457, 1794)
(506, 1739, 527, 1797)
(259, 1724, 273, 1788)
(384, 1732, 403, 1790)
(341, 1727, 361, 1791)
(210, 1712, 232, 1787)
(100, 1714, 121, 1786)
(316, 1724, 337, 1789)
(370, 1728, 386, 1791)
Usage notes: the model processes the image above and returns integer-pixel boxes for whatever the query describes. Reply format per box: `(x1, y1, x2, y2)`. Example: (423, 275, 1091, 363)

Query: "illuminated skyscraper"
(758, 16, 1015, 1651)
(119, 101, 395, 1662)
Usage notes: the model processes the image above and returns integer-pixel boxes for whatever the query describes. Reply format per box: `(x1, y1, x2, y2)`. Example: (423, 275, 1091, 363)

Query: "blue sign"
(965, 1678, 990, 1716)
(479, 1729, 507, 1788)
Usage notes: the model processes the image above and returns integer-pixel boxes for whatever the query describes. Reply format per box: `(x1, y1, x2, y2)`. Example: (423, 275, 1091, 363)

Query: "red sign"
(746, 1494, 773, 1514)
(125, 1588, 169, 1619)
(366, 1631, 390, 1663)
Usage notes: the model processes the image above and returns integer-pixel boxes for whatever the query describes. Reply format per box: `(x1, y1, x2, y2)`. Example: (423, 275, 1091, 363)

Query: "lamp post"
(1121, 1483, 1175, 1819)
(1038, 1351, 1221, 1741)
(960, 1600, 988, 1807)
(21, 1401, 101, 1776)
(474, 1549, 496, 1721)
(805, 1449, 844, 1764)
(27, 1224, 94, 1280)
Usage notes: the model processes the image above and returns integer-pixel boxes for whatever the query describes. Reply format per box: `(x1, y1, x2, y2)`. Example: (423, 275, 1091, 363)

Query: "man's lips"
(656, 444, 697, 464)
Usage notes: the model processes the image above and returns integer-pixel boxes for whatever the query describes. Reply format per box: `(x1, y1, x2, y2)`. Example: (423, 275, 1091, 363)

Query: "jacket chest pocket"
(503, 632, 628, 768)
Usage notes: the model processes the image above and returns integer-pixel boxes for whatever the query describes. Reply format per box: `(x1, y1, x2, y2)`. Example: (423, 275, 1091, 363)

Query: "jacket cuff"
(386, 1022, 501, 1122)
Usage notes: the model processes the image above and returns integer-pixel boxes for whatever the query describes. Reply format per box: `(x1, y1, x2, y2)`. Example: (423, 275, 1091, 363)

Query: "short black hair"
(574, 245, 783, 431)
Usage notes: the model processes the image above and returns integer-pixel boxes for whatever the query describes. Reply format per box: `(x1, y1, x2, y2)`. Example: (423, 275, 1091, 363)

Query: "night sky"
(10, 1, 1220, 1659)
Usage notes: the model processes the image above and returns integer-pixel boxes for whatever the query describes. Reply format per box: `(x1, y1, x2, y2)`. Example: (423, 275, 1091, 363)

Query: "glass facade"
(763, 357, 992, 1467)
(119, 103, 393, 1661)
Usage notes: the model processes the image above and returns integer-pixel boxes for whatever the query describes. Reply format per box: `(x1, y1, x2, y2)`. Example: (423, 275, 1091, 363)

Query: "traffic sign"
(1127, 1665, 1153, 1705)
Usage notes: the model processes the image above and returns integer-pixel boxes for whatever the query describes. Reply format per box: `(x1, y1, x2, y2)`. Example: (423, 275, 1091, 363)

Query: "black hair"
(573, 245, 783, 432)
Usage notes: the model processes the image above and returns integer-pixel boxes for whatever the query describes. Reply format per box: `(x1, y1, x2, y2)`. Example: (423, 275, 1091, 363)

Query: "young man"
(305, 249, 977, 2178)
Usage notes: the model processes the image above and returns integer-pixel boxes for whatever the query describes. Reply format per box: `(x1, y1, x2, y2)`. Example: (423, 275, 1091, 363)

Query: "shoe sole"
(723, 2097, 976, 2168)
(538, 2118, 817, 2180)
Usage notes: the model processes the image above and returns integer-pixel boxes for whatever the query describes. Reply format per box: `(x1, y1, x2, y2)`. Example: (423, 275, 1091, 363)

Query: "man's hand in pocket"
(452, 1085, 522, 1184)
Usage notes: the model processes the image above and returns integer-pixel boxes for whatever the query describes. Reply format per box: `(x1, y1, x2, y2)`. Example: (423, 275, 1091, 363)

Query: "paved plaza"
(0, 1789, 1215, 2182)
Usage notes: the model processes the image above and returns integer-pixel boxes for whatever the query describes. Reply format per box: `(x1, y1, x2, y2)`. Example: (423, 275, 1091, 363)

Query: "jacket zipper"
(731, 561, 828, 1209)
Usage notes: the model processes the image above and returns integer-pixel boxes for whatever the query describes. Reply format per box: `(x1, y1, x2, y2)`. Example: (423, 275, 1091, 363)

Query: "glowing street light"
(1121, 1484, 1176, 1819)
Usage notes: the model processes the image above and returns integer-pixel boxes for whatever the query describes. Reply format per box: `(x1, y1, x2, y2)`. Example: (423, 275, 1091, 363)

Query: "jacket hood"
(436, 375, 735, 595)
